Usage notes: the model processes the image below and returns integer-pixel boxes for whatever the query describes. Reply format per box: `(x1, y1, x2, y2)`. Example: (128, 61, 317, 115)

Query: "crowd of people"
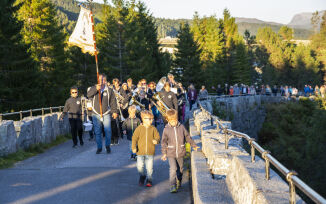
(60, 73, 198, 193)
(209, 83, 326, 98)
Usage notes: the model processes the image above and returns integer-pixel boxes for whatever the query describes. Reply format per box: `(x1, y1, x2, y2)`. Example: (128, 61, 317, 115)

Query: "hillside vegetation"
(50, 0, 312, 39)
(258, 98, 326, 199)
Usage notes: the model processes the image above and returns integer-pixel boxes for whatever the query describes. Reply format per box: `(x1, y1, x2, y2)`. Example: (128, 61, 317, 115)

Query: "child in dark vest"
(132, 110, 160, 187)
(161, 109, 199, 193)
(122, 105, 141, 160)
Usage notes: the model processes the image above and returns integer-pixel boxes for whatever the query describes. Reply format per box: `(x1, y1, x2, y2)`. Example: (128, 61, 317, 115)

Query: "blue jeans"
(137, 155, 154, 181)
(92, 114, 112, 149)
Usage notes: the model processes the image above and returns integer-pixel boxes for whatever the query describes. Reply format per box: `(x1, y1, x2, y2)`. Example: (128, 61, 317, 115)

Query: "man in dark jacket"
(60, 86, 83, 148)
(159, 82, 178, 111)
(87, 74, 118, 154)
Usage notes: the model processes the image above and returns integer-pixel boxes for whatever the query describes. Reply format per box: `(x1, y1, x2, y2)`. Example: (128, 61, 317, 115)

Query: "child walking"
(122, 105, 141, 160)
(132, 110, 160, 187)
(161, 109, 199, 193)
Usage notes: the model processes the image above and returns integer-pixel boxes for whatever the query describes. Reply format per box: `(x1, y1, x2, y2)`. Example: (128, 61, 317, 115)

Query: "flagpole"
(89, 3, 103, 119)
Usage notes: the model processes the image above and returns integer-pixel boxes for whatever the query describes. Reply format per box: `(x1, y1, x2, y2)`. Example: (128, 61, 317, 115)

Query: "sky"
(89, 0, 326, 24)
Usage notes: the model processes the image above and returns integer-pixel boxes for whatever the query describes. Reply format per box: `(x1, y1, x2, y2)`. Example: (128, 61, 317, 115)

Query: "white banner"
(68, 6, 96, 55)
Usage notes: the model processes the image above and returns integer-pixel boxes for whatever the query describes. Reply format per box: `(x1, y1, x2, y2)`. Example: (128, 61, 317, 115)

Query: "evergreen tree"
(279, 26, 293, 41)
(231, 42, 251, 84)
(97, 0, 168, 82)
(174, 23, 202, 88)
(0, 0, 43, 112)
(97, 0, 126, 81)
(311, 11, 326, 82)
(18, 0, 72, 106)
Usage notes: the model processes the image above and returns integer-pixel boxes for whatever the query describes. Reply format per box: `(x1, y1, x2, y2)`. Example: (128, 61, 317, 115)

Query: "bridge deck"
(0, 124, 192, 204)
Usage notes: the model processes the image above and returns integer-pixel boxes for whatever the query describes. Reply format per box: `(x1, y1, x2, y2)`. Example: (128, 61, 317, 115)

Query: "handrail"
(197, 101, 326, 204)
(0, 106, 64, 122)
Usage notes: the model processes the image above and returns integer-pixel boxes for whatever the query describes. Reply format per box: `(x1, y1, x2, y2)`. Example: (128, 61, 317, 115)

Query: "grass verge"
(0, 134, 71, 169)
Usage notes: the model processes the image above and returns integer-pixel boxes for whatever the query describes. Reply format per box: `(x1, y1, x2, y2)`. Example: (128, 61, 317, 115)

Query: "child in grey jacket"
(122, 105, 141, 160)
(161, 109, 199, 193)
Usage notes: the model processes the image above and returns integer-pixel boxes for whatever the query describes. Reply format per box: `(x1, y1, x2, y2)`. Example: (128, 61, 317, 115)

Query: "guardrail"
(197, 101, 326, 204)
(0, 106, 64, 122)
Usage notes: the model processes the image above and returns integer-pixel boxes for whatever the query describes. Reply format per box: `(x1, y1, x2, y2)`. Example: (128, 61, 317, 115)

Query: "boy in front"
(132, 110, 160, 187)
(161, 109, 199, 193)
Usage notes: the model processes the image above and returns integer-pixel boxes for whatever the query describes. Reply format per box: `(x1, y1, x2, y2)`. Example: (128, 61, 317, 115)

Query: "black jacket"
(61, 97, 82, 119)
(159, 89, 178, 110)
(122, 117, 141, 140)
(161, 123, 196, 158)
(87, 85, 118, 116)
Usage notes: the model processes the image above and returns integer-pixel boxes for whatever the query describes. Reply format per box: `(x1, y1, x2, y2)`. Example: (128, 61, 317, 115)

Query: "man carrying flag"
(87, 74, 118, 154)
(68, 2, 118, 153)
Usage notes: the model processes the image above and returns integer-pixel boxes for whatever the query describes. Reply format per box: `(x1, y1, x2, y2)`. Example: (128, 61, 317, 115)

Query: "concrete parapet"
(190, 108, 305, 204)
(15, 118, 34, 149)
(191, 146, 234, 204)
(0, 113, 70, 156)
(227, 155, 304, 204)
(0, 120, 17, 156)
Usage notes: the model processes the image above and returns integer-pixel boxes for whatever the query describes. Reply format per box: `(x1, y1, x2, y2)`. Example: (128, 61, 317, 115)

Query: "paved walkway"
(0, 122, 193, 204)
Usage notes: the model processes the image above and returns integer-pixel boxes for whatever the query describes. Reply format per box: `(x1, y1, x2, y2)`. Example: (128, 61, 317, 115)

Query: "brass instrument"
(129, 96, 146, 110)
(152, 92, 170, 118)
(112, 89, 125, 121)
(112, 88, 128, 110)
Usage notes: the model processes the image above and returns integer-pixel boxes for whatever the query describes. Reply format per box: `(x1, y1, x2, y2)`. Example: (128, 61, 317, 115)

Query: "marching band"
(81, 74, 187, 146)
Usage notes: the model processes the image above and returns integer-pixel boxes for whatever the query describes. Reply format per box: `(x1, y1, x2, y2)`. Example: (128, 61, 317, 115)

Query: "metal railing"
(197, 101, 326, 204)
(0, 106, 64, 122)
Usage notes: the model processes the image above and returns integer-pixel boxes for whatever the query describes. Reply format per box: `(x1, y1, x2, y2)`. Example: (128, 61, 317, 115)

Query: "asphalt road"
(0, 122, 193, 204)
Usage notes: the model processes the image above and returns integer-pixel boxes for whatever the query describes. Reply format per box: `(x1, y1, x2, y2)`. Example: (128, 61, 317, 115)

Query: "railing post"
(262, 151, 271, 180)
(0, 114, 2, 122)
(249, 138, 256, 162)
(30, 109, 32, 117)
(286, 171, 298, 204)
(42, 108, 44, 116)
(59, 106, 62, 112)
(20, 111, 23, 121)
(224, 128, 229, 149)
(50, 107, 52, 114)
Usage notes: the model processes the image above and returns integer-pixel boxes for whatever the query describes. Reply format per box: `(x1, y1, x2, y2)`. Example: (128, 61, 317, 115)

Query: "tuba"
(156, 77, 166, 92)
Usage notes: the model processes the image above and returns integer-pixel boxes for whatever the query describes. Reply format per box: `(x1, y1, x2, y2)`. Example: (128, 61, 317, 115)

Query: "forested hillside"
(259, 98, 326, 200)
(50, 0, 312, 39)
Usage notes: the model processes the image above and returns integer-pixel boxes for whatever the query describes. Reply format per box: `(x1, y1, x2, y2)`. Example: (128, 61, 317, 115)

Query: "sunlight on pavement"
(9, 169, 121, 204)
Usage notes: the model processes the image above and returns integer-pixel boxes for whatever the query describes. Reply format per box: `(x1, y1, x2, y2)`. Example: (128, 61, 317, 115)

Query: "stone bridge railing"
(192, 100, 326, 204)
(0, 107, 70, 156)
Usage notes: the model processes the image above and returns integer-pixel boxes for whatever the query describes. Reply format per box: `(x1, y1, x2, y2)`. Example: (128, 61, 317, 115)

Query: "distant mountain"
(235, 17, 282, 26)
(288, 10, 325, 29)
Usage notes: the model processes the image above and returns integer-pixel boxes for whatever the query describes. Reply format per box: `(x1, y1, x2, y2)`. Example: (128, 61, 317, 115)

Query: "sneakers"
(139, 176, 146, 186)
(96, 148, 102, 154)
(170, 185, 177, 193)
(176, 179, 181, 189)
(106, 146, 111, 154)
(72, 144, 77, 148)
(146, 179, 152, 187)
(80, 141, 84, 146)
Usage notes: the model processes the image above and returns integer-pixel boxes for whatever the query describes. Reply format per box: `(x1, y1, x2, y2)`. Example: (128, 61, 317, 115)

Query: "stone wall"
(0, 113, 70, 156)
(190, 105, 305, 204)
(210, 95, 284, 139)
